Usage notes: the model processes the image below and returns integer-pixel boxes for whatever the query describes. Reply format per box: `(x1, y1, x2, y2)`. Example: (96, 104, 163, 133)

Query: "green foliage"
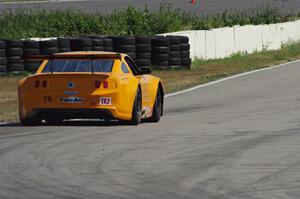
(0, 4, 296, 39)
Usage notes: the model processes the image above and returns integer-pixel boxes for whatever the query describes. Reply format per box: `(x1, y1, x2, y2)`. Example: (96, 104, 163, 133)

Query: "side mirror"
(140, 67, 152, 74)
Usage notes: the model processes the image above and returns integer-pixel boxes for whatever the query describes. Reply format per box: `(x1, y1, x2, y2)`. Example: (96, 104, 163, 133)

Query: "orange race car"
(18, 52, 164, 125)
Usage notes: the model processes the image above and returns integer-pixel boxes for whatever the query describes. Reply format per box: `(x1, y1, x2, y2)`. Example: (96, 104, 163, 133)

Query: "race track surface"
(0, 0, 300, 14)
(1, 61, 300, 199)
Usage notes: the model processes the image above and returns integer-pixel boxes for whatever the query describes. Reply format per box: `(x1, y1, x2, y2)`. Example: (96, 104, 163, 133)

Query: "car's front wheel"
(129, 88, 142, 125)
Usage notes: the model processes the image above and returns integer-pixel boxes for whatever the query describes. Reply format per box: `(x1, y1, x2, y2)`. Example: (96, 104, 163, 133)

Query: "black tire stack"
(0, 40, 6, 73)
(58, 38, 71, 53)
(135, 36, 152, 67)
(70, 38, 92, 51)
(180, 36, 191, 69)
(40, 39, 59, 55)
(151, 36, 170, 69)
(111, 36, 136, 60)
(6, 40, 24, 72)
(23, 40, 40, 72)
(91, 37, 105, 51)
(167, 36, 182, 68)
(103, 38, 113, 52)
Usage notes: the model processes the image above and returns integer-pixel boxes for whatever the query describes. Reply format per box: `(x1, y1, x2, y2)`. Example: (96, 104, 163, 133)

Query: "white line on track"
(165, 59, 300, 98)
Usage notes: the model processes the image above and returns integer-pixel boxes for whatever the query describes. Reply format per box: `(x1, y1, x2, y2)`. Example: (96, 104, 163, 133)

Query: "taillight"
(42, 80, 48, 88)
(95, 80, 101, 88)
(103, 81, 108, 88)
(35, 80, 40, 88)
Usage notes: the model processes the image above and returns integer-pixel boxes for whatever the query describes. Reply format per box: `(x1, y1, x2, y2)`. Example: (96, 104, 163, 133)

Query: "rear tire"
(147, 88, 162, 123)
(129, 88, 142, 125)
(20, 117, 41, 126)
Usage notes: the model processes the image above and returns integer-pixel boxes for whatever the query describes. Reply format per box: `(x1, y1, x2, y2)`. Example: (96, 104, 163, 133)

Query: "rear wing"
(23, 53, 122, 61)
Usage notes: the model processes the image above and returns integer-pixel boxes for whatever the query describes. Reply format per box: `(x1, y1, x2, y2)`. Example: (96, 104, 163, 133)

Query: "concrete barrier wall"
(162, 20, 300, 60)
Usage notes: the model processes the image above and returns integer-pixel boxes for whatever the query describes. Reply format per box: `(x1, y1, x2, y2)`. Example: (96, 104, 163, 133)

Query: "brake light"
(35, 80, 40, 88)
(95, 80, 101, 88)
(103, 81, 108, 88)
(42, 80, 48, 88)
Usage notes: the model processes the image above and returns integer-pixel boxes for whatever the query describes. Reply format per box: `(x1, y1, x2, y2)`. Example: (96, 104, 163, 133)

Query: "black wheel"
(7, 63, 24, 72)
(147, 87, 162, 122)
(104, 39, 113, 47)
(129, 88, 142, 125)
(169, 58, 181, 66)
(104, 47, 114, 52)
(180, 36, 189, 43)
(7, 56, 23, 64)
(24, 61, 40, 72)
(20, 117, 41, 126)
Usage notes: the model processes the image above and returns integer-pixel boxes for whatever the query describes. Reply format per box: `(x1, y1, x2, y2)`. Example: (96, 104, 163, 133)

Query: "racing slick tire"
(129, 88, 142, 125)
(147, 87, 163, 123)
(20, 116, 41, 126)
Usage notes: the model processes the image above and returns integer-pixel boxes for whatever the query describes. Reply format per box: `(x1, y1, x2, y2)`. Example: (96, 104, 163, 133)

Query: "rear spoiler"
(23, 53, 122, 61)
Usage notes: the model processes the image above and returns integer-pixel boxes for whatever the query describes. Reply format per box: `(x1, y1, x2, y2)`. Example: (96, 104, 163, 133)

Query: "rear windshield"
(42, 59, 114, 73)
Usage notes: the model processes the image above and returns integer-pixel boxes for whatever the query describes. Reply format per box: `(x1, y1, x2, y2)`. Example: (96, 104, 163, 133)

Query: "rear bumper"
(29, 108, 114, 120)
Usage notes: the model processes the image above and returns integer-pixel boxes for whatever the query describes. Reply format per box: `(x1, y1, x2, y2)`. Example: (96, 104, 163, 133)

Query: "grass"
(1, 42, 300, 122)
(0, 4, 297, 39)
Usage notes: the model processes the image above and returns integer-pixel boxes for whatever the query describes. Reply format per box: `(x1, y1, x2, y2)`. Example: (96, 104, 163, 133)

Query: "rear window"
(42, 59, 114, 73)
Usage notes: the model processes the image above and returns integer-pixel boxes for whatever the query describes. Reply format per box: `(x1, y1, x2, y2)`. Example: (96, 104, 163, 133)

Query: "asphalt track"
(0, 0, 300, 14)
(1, 60, 300, 198)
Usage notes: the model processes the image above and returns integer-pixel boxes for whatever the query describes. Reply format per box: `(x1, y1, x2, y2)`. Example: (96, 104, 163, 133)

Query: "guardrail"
(162, 20, 300, 60)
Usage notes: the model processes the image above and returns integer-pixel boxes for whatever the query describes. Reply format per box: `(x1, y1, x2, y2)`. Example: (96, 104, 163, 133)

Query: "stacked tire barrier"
(111, 36, 136, 60)
(135, 36, 151, 67)
(70, 38, 92, 51)
(151, 36, 170, 69)
(0, 35, 191, 73)
(40, 39, 59, 55)
(6, 40, 24, 72)
(0, 40, 6, 72)
(58, 38, 71, 53)
(180, 36, 191, 69)
(103, 38, 113, 52)
(23, 40, 40, 71)
(167, 36, 182, 67)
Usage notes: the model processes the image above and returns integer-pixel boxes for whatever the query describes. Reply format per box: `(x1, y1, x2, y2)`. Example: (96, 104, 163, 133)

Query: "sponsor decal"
(60, 96, 83, 104)
(64, 91, 79, 95)
(99, 97, 112, 106)
(67, 81, 75, 89)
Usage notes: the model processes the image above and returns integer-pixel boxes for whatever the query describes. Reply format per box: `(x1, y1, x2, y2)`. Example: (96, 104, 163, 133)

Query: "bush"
(0, 3, 296, 39)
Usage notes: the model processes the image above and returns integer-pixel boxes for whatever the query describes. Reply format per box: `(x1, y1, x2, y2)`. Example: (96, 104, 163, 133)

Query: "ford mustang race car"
(18, 52, 164, 125)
